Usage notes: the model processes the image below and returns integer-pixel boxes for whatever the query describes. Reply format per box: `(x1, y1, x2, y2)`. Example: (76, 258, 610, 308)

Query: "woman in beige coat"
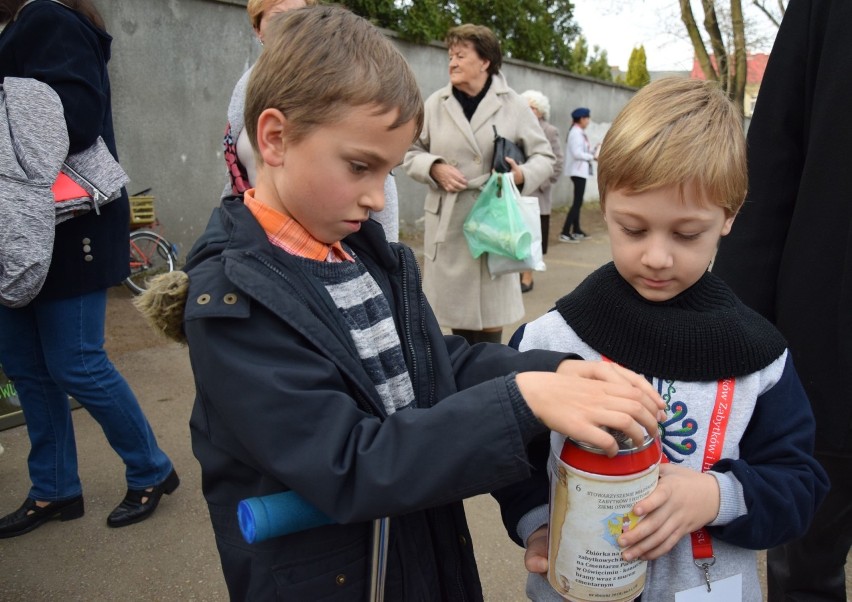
(404, 24, 555, 344)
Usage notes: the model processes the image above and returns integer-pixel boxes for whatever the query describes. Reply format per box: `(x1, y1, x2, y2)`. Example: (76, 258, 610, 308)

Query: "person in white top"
(558, 107, 596, 243)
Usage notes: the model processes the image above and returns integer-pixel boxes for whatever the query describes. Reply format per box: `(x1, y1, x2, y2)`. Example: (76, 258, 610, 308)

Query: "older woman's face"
(257, 0, 306, 43)
(448, 41, 489, 94)
(528, 102, 543, 120)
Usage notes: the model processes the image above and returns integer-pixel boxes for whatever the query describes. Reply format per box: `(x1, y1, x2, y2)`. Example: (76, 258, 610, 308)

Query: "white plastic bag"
(487, 191, 545, 278)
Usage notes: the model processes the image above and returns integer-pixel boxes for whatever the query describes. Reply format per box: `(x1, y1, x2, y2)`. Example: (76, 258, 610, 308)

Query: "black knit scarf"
(554, 263, 787, 381)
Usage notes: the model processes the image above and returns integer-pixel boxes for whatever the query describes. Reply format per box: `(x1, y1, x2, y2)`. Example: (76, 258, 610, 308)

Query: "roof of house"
(690, 53, 769, 84)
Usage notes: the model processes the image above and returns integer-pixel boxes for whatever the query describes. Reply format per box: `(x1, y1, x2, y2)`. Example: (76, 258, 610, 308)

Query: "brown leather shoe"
(106, 469, 179, 528)
(0, 496, 84, 538)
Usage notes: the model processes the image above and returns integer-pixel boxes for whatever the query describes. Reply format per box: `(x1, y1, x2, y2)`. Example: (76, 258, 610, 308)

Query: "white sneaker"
(559, 234, 580, 244)
(572, 232, 589, 240)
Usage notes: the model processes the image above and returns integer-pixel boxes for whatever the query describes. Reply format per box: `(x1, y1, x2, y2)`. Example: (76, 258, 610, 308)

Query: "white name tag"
(674, 574, 742, 602)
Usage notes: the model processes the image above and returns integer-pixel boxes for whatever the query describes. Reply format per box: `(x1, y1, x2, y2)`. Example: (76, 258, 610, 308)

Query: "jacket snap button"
(223, 293, 238, 305)
(459, 535, 468, 546)
(82, 238, 91, 245)
(335, 574, 346, 586)
(83, 245, 91, 253)
(84, 254, 93, 262)
(197, 294, 211, 305)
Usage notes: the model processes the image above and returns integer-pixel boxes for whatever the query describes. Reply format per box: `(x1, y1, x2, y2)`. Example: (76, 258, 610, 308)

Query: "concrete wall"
(100, 0, 636, 253)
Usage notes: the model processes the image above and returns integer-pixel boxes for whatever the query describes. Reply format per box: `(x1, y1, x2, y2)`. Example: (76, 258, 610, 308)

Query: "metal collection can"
(547, 430, 662, 602)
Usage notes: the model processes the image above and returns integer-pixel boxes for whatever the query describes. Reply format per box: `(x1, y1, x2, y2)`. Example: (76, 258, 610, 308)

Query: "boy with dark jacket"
(138, 6, 664, 600)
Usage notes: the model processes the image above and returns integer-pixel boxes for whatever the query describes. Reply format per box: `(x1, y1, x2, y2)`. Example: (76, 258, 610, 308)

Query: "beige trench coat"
(404, 73, 555, 330)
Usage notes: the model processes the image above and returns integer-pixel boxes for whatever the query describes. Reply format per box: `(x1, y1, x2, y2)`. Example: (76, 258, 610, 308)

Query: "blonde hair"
(246, 0, 318, 31)
(521, 90, 551, 121)
(245, 6, 423, 150)
(597, 77, 746, 216)
(445, 24, 502, 76)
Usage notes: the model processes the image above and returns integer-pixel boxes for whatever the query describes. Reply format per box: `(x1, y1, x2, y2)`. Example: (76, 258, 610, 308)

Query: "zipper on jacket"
(243, 249, 382, 418)
(396, 245, 436, 408)
(60, 162, 108, 215)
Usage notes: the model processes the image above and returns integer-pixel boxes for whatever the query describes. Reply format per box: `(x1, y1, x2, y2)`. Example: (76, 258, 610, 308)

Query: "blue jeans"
(0, 289, 172, 501)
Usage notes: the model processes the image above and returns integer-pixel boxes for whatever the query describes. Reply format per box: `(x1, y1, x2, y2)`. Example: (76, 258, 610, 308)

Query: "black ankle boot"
(107, 469, 179, 528)
(0, 496, 84, 538)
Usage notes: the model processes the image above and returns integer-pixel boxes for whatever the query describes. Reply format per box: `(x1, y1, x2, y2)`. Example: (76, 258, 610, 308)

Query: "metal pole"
(368, 517, 390, 602)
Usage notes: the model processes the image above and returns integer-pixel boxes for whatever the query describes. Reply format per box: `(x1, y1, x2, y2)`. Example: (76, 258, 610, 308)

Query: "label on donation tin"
(547, 431, 661, 602)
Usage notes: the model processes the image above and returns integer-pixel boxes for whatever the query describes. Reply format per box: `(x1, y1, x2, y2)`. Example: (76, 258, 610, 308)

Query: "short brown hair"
(245, 6, 423, 151)
(445, 24, 502, 76)
(597, 77, 746, 217)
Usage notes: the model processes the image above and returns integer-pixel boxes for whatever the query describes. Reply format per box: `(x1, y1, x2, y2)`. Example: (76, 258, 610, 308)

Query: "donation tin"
(547, 430, 662, 602)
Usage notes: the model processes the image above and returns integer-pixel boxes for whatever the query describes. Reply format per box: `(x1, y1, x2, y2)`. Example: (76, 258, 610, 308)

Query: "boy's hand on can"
(517, 360, 665, 457)
(618, 464, 721, 561)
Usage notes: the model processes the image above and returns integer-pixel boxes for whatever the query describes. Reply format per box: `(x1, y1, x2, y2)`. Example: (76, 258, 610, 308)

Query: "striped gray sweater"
(302, 254, 414, 416)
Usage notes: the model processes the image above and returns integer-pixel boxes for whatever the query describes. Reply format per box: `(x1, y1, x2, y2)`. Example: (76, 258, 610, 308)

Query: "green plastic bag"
(463, 172, 532, 260)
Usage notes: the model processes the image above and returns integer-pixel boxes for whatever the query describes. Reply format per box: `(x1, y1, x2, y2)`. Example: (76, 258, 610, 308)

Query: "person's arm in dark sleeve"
(491, 432, 551, 547)
(187, 307, 572, 524)
(491, 322, 566, 547)
(708, 354, 830, 549)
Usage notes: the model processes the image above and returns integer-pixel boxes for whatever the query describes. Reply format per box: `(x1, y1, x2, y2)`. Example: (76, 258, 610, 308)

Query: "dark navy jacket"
(0, 0, 129, 299)
(182, 198, 570, 600)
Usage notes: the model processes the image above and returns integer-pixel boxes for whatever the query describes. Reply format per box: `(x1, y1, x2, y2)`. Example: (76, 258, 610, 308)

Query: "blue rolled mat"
(238, 490, 334, 543)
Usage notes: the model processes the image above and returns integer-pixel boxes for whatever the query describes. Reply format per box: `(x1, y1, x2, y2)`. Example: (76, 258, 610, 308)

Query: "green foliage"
(336, 0, 618, 82)
(585, 46, 612, 81)
(567, 36, 613, 81)
(452, 0, 580, 70)
(625, 45, 650, 88)
(569, 34, 588, 72)
(338, 0, 403, 30)
(396, 0, 455, 43)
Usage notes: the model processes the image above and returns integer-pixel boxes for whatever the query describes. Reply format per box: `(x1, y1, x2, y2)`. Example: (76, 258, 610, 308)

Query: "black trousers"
(767, 451, 852, 601)
(451, 329, 502, 345)
(560, 176, 586, 236)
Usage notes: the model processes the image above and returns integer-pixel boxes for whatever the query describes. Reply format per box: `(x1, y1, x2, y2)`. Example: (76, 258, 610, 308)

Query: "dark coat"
(0, 0, 129, 299)
(182, 198, 568, 600)
(713, 0, 852, 457)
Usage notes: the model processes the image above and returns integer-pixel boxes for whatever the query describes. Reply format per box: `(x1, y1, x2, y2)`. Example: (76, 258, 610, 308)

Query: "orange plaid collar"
(243, 190, 353, 263)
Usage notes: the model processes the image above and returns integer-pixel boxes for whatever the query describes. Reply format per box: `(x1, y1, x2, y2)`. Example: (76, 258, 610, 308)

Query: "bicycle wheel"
(125, 230, 177, 294)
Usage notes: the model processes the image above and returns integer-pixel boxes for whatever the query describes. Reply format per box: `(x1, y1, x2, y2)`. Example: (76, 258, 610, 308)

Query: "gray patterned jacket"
(0, 77, 127, 307)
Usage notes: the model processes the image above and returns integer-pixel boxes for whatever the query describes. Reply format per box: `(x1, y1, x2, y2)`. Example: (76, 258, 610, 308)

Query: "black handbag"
(491, 125, 526, 173)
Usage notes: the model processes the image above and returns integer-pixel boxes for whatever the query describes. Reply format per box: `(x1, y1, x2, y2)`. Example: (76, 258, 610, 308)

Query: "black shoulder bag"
(491, 125, 526, 173)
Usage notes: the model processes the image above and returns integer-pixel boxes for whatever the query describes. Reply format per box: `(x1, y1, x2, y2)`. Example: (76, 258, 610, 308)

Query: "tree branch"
(731, 0, 747, 110)
(751, 0, 783, 27)
(701, 0, 729, 90)
(679, 0, 718, 81)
